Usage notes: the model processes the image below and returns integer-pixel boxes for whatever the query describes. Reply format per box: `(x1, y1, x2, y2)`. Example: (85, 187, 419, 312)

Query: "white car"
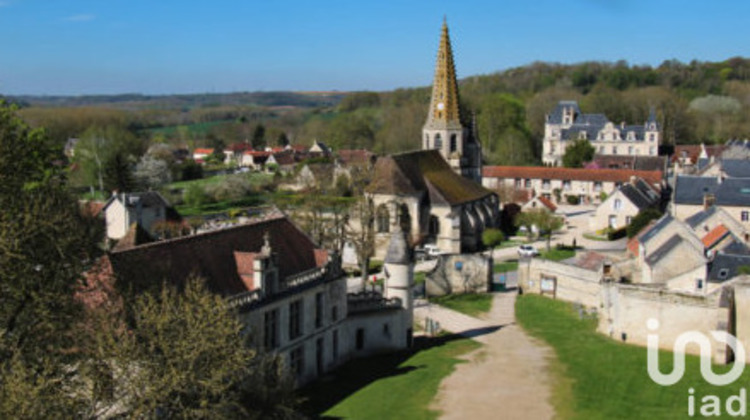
(517, 245, 539, 258)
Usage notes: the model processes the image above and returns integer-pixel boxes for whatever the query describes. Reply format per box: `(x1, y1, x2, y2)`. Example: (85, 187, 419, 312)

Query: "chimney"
(703, 193, 716, 210)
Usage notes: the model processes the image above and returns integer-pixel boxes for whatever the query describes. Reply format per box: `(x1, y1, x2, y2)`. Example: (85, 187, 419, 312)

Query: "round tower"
(384, 226, 415, 312)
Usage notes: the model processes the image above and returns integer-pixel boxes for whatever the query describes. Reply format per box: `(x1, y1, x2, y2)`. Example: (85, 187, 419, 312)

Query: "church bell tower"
(422, 19, 482, 182)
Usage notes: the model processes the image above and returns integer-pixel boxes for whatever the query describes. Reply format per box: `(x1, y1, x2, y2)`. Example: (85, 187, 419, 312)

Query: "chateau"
(367, 21, 498, 256)
(542, 101, 660, 166)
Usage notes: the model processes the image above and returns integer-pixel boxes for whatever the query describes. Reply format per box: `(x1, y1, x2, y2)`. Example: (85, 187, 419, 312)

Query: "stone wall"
(518, 258, 603, 308)
(426, 253, 491, 296)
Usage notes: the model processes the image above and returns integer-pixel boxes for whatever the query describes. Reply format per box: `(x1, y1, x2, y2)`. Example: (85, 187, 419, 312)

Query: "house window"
(594, 182, 602, 192)
(563, 180, 571, 191)
(315, 292, 324, 329)
(376, 205, 390, 233)
(612, 146, 618, 155)
(450, 134, 457, 152)
(613, 199, 622, 211)
(649, 147, 655, 155)
(628, 146, 634, 155)
(289, 299, 303, 340)
(331, 304, 339, 322)
(434, 134, 442, 150)
(515, 178, 522, 188)
(290, 346, 304, 377)
(742, 211, 749, 222)
(697, 279, 704, 290)
(356, 328, 365, 350)
(263, 309, 279, 350)
(424, 134, 429, 148)
(332, 329, 339, 360)
(524, 179, 531, 188)
(626, 216, 632, 224)
(599, 146, 605, 153)
(649, 133, 655, 142)
(542, 179, 551, 190)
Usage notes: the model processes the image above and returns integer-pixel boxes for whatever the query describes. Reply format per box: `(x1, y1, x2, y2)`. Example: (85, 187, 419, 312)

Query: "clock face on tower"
(437, 102, 445, 111)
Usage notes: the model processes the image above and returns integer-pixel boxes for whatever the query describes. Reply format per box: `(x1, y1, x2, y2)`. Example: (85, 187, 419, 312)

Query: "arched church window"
(450, 134, 457, 152)
(376, 205, 390, 233)
(429, 215, 440, 237)
(434, 134, 442, 150)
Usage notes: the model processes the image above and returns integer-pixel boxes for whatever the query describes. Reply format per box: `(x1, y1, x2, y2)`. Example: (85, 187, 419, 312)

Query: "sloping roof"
(537, 196, 557, 212)
(638, 215, 675, 245)
(103, 191, 171, 212)
(272, 151, 296, 166)
(685, 206, 719, 228)
(482, 166, 663, 187)
(619, 183, 657, 210)
(702, 224, 730, 248)
(193, 148, 214, 155)
(369, 150, 493, 205)
(672, 145, 725, 164)
(572, 251, 607, 271)
(719, 159, 750, 178)
(644, 234, 684, 266)
(337, 149, 376, 166)
(109, 216, 325, 296)
(674, 176, 750, 206)
(628, 219, 658, 255)
(589, 155, 666, 172)
(708, 253, 750, 283)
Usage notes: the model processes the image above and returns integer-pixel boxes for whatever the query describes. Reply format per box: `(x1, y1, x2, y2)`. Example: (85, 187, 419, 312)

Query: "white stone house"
(589, 177, 660, 231)
(107, 215, 415, 387)
(102, 192, 171, 240)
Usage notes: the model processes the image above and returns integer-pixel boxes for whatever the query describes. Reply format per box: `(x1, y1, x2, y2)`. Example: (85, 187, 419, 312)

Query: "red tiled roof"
(482, 166, 663, 187)
(671, 145, 725, 164)
(337, 149, 376, 165)
(81, 201, 105, 217)
(314, 249, 329, 267)
(193, 148, 214, 155)
(226, 143, 253, 152)
(234, 251, 257, 290)
(109, 216, 325, 296)
(537, 196, 557, 212)
(702, 224, 729, 248)
(272, 151, 296, 165)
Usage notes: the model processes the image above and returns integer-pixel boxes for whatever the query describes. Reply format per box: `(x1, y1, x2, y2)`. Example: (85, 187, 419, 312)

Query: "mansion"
(542, 101, 660, 166)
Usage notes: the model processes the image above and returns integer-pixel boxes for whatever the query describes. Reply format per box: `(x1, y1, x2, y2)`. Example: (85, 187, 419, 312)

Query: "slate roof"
(337, 149, 376, 166)
(720, 160, 750, 178)
(109, 216, 325, 296)
(644, 234, 684, 266)
(619, 183, 656, 210)
(685, 206, 719, 228)
(102, 192, 171, 212)
(548, 101, 658, 141)
(369, 150, 493, 206)
(547, 101, 581, 124)
(482, 166, 663, 187)
(638, 214, 675, 245)
(673, 176, 750, 206)
(708, 253, 750, 283)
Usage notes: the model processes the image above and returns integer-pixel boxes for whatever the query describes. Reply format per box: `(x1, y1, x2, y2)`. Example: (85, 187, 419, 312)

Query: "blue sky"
(1, 0, 749, 95)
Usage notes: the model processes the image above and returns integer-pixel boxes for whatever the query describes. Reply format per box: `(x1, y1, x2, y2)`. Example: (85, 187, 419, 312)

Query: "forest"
(9, 56, 750, 167)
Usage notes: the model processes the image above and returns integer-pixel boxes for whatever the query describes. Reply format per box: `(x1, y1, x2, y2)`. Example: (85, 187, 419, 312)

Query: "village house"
(589, 177, 660, 231)
(671, 143, 726, 175)
(101, 191, 176, 241)
(482, 166, 663, 205)
(672, 175, 750, 230)
(104, 215, 415, 386)
(542, 101, 660, 167)
(521, 195, 558, 214)
(192, 147, 214, 163)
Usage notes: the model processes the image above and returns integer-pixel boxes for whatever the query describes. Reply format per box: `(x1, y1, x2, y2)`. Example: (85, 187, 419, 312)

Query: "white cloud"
(64, 14, 96, 22)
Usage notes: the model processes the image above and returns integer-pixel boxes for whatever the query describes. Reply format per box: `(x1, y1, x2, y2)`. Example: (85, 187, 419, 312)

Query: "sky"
(1, 0, 750, 96)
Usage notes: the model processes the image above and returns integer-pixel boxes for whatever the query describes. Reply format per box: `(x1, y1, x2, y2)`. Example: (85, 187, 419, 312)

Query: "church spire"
(425, 19, 462, 130)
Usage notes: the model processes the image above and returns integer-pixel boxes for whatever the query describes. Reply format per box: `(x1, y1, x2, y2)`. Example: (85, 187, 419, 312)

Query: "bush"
(606, 227, 627, 241)
(565, 195, 581, 205)
(626, 208, 663, 238)
(183, 184, 212, 207)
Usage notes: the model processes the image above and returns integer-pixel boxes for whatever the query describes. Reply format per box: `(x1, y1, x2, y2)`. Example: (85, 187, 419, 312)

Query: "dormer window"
(627, 131, 635, 141)
(718, 268, 730, 280)
(578, 131, 587, 140)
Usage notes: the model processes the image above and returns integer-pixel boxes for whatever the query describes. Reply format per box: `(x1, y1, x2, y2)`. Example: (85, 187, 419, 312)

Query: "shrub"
(565, 195, 581, 205)
(606, 227, 627, 241)
(183, 184, 212, 207)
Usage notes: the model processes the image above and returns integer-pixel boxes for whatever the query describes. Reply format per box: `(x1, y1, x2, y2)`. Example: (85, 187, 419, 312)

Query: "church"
(367, 21, 499, 257)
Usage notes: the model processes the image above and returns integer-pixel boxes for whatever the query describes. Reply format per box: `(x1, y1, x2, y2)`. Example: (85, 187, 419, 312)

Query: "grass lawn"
(540, 248, 576, 261)
(583, 233, 609, 241)
(516, 295, 748, 419)
(497, 239, 523, 249)
(414, 272, 426, 285)
(301, 336, 480, 419)
(494, 260, 519, 273)
(430, 293, 493, 317)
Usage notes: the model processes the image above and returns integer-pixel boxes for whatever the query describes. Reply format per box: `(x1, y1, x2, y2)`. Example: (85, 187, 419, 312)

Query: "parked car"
(517, 244, 539, 258)
(418, 244, 444, 260)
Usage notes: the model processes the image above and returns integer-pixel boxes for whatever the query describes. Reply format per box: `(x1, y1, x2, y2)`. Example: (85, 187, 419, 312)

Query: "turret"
(384, 226, 414, 313)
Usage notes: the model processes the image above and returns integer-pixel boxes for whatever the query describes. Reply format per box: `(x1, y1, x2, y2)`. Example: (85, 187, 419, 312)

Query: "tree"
(347, 197, 376, 285)
(515, 209, 564, 252)
(562, 139, 595, 168)
(71, 125, 144, 193)
(0, 102, 102, 416)
(252, 124, 266, 149)
(103, 151, 136, 192)
(83, 277, 298, 418)
(482, 228, 505, 261)
(477, 93, 535, 165)
(134, 155, 172, 190)
(626, 208, 662, 238)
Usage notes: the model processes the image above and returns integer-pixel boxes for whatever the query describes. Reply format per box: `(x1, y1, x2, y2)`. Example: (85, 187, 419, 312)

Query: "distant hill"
(10, 91, 347, 110)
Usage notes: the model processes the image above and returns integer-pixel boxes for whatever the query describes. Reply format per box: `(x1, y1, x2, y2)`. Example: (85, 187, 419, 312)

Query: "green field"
(494, 260, 519, 273)
(516, 295, 748, 419)
(430, 293, 493, 317)
(540, 247, 576, 261)
(301, 336, 480, 419)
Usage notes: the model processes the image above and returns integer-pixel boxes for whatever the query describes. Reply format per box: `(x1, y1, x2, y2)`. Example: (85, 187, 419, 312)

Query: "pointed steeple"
(425, 19, 462, 130)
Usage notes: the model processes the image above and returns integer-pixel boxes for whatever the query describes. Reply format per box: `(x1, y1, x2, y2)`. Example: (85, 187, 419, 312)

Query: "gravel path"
(416, 292, 556, 420)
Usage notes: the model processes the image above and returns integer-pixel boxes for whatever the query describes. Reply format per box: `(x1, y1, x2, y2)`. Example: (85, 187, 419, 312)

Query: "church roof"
(368, 150, 493, 205)
(424, 19, 462, 131)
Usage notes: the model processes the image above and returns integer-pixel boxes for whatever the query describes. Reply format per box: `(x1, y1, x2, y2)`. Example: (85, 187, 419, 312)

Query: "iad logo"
(646, 318, 745, 386)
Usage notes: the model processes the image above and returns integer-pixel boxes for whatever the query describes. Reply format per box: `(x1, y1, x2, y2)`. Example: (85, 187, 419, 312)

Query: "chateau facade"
(542, 101, 660, 166)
